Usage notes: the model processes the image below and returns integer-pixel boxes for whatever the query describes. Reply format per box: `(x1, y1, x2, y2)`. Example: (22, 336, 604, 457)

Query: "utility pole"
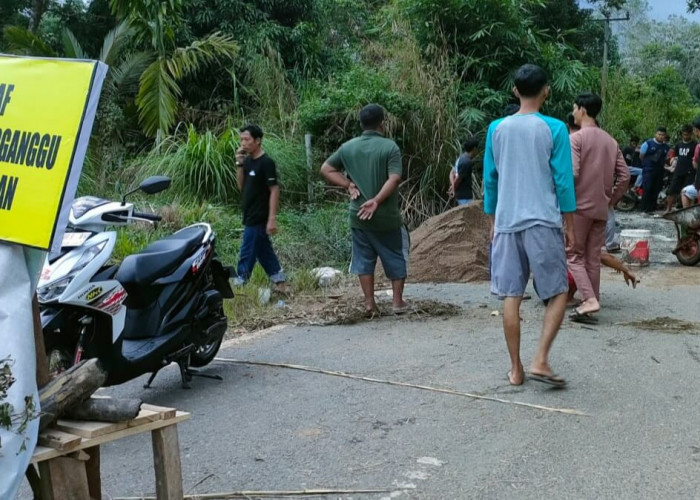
(596, 10, 630, 103)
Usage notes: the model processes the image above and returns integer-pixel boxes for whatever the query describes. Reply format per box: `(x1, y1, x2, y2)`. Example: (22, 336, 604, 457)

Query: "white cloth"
(0, 243, 45, 500)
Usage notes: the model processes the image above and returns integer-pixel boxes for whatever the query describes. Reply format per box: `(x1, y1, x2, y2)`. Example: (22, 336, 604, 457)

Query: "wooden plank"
(152, 425, 184, 500)
(32, 412, 190, 463)
(38, 461, 55, 500)
(55, 419, 128, 438)
(128, 409, 163, 427)
(46, 456, 91, 500)
(85, 446, 101, 500)
(38, 429, 82, 451)
(141, 403, 176, 419)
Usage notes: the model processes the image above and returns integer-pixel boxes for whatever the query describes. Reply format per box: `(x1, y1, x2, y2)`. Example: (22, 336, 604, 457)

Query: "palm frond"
(110, 51, 153, 97)
(99, 21, 133, 65)
(136, 59, 181, 137)
(3, 26, 55, 57)
(166, 32, 238, 80)
(62, 29, 86, 59)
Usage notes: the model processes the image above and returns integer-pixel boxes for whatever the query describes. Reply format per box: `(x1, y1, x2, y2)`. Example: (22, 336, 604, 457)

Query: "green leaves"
(136, 59, 181, 138)
(3, 26, 55, 56)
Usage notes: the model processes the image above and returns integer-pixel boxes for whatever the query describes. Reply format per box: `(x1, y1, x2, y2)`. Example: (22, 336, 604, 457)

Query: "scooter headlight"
(37, 275, 75, 303)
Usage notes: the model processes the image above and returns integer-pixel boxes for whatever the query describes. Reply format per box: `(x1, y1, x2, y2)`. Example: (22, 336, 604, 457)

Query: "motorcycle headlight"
(37, 274, 75, 303)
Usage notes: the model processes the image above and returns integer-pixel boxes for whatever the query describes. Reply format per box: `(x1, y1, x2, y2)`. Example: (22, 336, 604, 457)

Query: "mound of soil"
(408, 202, 491, 283)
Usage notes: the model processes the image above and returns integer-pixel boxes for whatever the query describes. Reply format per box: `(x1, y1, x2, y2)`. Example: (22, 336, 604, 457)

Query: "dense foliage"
(2, 0, 699, 226)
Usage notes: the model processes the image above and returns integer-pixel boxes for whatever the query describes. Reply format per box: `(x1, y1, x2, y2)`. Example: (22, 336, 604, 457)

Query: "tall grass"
(141, 125, 238, 203)
(137, 124, 311, 204)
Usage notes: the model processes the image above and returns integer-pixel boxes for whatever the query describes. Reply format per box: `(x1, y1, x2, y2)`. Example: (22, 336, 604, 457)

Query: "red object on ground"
(629, 241, 650, 262)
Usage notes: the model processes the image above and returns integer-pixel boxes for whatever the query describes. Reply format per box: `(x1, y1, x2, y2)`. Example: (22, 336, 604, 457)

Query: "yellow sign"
(0, 56, 107, 251)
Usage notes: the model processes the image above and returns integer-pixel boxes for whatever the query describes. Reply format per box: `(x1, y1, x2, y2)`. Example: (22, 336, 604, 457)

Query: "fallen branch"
(215, 358, 587, 416)
(114, 488, 395, 499)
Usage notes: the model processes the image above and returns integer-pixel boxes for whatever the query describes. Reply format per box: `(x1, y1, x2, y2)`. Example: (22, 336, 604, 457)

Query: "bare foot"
(575, 297, 600, 315)
(508, 364, 525, 386)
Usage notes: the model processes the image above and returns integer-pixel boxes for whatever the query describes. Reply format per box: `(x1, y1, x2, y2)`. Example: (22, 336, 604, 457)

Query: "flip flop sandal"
(364, 307, 380, 319)
(507, 370, 524, 386)
(392, 304, 414, 315)
(528, 372, 567, 387)
(570, 309, 599, 324)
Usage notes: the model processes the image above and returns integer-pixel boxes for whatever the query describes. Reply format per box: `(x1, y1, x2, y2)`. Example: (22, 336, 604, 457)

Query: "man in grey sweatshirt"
(483, 64, 577, 387)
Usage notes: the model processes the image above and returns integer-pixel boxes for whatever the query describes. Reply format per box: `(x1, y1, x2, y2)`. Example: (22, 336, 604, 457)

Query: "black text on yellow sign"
(0, 56, 107, 251)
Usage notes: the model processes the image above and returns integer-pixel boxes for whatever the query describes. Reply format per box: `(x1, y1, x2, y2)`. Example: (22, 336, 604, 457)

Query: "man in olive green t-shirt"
(321, 104, 409, 317)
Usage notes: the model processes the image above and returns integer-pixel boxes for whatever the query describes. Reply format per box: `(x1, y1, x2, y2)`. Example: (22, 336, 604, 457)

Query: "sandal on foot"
(507, 370, 524, 386)
(392, 303, 414, 315)
(528, 372, 566, 387)
(570, 309, 598, 324)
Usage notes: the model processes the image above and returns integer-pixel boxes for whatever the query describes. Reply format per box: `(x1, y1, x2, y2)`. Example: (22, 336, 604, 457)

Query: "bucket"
(620, 229, 651, 266)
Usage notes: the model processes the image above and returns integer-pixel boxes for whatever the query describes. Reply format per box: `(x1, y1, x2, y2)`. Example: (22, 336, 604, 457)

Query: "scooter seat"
(116, 226, 206, 287)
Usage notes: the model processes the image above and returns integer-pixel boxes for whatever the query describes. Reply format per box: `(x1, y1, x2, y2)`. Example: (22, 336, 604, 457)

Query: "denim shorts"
(683, 185, 698, 199)
(490, 225, 568, 300)
(350, 226, 409, 280)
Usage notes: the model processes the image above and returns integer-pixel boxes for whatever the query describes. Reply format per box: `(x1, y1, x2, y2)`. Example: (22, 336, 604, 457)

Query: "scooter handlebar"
(132, 211, 162, 222)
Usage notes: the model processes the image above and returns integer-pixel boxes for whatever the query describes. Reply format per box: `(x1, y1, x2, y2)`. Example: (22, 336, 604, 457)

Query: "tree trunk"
(39, 359, 107, 430)
(30, 0, 48, 33)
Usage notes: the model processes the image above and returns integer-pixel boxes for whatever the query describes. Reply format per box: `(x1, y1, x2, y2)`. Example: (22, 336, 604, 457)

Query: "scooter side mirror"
(139, 176, 171, 195)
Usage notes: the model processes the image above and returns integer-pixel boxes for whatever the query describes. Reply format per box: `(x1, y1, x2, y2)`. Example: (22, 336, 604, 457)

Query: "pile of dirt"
(408, 202, 491, 283)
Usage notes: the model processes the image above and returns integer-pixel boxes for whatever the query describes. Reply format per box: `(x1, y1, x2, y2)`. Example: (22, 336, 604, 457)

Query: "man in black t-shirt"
(666, 124, 697, 213)
(449, 137, 479, 206)
(234, 124, 286, 289)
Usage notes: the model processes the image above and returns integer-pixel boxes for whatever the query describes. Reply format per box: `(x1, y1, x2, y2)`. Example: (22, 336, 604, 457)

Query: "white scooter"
(38, 176, 234, 388)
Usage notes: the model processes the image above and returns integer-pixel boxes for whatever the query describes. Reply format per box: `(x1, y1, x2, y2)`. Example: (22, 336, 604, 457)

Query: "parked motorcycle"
(617, 172, 672, 213)
(37, 176, 234, 388)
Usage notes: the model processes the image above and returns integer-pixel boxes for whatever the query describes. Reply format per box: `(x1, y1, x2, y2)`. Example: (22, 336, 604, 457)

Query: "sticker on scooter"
(84, 286, 103, 301)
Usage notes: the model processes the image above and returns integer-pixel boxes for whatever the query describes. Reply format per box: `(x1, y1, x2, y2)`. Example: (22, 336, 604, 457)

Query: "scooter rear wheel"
(190, 337, 223, 367)
(617, 195, 637, 212)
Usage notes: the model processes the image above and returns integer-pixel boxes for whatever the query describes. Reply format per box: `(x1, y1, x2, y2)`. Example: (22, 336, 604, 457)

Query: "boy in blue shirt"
(483, 64, 576, 387)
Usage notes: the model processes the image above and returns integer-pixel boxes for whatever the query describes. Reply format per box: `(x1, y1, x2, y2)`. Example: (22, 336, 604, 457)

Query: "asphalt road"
(17, 213, 700, 500)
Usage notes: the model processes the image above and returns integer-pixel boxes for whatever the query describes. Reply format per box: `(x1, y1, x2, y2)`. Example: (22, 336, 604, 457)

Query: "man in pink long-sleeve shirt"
(568, 93, 630, 322)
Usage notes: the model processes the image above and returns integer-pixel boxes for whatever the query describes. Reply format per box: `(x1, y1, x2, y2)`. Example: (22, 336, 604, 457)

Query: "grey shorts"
(350, 226, 409, 280)
(490, 225, 568, 300)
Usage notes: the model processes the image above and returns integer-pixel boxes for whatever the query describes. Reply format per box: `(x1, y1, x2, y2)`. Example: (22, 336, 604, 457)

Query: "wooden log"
(39, 359, 107, 430)
(64, 397, 142, 422)
(151, 425, 184, 500)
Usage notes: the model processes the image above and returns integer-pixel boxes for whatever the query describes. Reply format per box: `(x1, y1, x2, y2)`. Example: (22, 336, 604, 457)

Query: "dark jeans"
(641, 167, 663, 213)
(236, 225, 286, 283)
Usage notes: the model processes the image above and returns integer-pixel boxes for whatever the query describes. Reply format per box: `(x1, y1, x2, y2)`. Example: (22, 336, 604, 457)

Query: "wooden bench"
(32, 404, 190, 500)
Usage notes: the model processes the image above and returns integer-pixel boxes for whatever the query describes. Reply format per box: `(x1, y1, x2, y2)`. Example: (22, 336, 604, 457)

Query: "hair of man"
(574, 92, 603, 119)
(462, 137, 479, 153)
(359, 103, 385, 130)
(240, 124, 264, 140)
(513, 64, 548, 98)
